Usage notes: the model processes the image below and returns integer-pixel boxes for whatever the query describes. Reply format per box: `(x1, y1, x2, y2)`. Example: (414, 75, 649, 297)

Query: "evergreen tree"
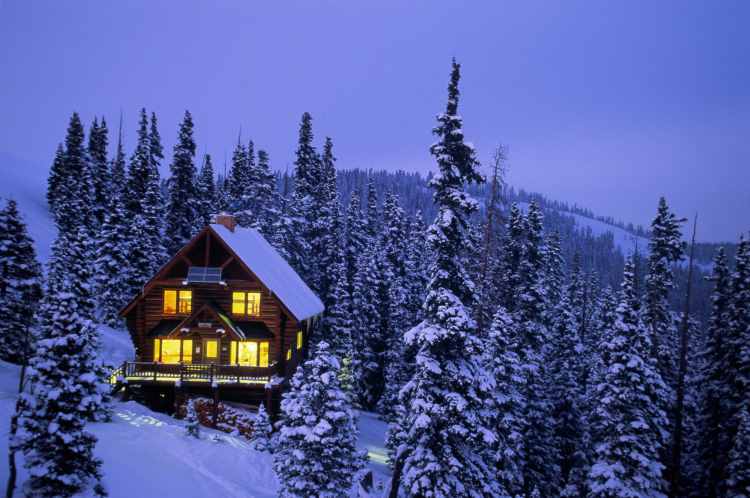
(88, 117, 109, 226)
(94, 170, 132, 327)
(319, 249, 353, 358)
(194, 154, 217, 229)
(343, 190, 367, 300)
(17, 241, 107, 497)
(697, 247, 734, 497)
(398, 59, 500, 497)
(228, 139, 249, 210)
(248, 149, 277, 234)
(184, 399, 200, 438)
(725, 404, 750, 498)
(0, 200, 43, 363)
(544, 230, 565, 316)
(350, 241, 386, 410)
(404, 211, 429, 325)
(250, 403, 273, 453)
(125, 109, 152, 215)
(55, 112, 94, 235)
(365, 178, 379, 239)
(721, 237, 750, 496)
(644, 197, 685, 385)
(165, 110, 199, 254)
(487, 308, 526, 498)
(587, 258, 669, 498)
(273, 341, 364, 497)
(46, 143, 65, 215)
(548, 293, 587, 496)
(269, 188, 309, 276)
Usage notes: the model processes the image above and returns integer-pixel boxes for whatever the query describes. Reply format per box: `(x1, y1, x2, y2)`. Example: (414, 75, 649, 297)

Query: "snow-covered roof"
(210, 223, 324, 321)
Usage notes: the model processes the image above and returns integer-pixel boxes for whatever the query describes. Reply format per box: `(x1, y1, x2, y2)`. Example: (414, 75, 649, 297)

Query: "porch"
(111, 361, 278, 387)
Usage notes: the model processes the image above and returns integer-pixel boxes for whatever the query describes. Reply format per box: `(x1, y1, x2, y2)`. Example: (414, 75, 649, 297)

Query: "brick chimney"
(213, 213, 237, 232)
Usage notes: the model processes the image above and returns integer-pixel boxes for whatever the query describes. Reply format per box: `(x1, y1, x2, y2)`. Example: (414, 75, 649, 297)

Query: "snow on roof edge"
(210, 224, 324, 321)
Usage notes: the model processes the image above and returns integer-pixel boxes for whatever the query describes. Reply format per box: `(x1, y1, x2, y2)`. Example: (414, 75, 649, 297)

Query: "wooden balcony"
(111, 361, 277, 387)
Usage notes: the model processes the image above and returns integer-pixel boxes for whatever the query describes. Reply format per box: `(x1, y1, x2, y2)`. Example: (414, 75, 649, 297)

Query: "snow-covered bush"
(249, 403, 273, 452)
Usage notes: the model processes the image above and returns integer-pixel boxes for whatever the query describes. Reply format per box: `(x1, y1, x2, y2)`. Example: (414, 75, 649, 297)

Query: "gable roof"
(210, 224, 324, 321)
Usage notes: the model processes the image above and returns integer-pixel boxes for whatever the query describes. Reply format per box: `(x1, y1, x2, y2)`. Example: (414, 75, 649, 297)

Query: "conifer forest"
(1, 3, 748, 498)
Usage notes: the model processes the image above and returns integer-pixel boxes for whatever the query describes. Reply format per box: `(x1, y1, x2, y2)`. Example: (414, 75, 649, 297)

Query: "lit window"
(161, 339, 182, 364)
(178, 291, 192, 314)
(229, 340, 269, 366)
(259, 342, 269, 367)
(297, 330, 303, 350)
(286, 349, 292, 360)
(205, 340, 218, 359)
(238, 341, 258, 366)
(163, 290, 177, 314)
(182, 340, 193, 364)
(231, 291, 261, 316)
(163, 289, 192, 315)
(232, 292, 246, 315)
(153, 339, 161, 362)
(247, 292, 261, 316)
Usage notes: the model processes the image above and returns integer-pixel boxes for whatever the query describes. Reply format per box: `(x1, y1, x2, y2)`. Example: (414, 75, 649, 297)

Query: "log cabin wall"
(132, 278, 281, 363)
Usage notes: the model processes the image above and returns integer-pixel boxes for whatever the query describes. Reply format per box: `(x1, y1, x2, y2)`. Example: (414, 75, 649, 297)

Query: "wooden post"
(212, 387, 220, 428)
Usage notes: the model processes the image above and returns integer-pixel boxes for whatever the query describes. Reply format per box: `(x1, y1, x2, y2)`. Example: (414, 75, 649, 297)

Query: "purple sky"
(1, 0, 748, 241)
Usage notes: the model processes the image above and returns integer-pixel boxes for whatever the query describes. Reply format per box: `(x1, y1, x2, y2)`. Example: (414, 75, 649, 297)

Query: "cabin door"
(202, 339, 219, 364)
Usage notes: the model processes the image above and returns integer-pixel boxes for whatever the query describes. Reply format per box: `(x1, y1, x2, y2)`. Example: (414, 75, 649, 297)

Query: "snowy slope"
(518, 201, 649, 256)
(0, 152, 56, 262)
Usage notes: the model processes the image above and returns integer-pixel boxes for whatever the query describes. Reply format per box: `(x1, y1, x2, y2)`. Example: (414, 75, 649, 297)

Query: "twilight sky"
(1, 0, 748, 241)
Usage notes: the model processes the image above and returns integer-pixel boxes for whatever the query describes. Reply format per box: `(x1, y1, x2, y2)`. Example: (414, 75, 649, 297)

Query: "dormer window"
(163, 289, 192, 315)
(232, 291, 261, 316)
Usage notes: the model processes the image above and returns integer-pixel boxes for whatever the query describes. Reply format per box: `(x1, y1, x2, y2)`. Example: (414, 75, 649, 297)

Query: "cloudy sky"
(1, 0, 748, 241)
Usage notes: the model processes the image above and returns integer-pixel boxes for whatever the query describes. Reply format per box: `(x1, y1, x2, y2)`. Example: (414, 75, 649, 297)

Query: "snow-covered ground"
(0, 325, 391, 497)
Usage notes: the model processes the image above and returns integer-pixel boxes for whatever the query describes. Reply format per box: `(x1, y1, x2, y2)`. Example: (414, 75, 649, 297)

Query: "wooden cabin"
(115, 214, 324, 416)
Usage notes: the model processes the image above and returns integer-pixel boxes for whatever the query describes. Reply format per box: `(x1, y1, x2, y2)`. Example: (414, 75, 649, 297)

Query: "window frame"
(163, 288, 193, 316)
(229, 340, 270, 367)
(153, 338, 192, 364)
(230, 290, 262, 317)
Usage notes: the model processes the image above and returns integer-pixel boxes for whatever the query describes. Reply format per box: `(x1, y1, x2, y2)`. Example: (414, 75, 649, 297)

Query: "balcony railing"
(112, 361, 276, 386)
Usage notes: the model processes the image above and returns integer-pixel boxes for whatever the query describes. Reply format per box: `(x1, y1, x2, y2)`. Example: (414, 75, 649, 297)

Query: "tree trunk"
(6, 362, 27, 498)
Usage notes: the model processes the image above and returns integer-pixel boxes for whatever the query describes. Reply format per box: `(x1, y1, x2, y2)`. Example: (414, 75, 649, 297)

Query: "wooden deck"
(111, 361, 277, 387)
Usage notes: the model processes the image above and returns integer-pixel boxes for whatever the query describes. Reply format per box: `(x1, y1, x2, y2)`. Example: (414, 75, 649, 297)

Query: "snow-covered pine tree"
(495, 203, 525, 312)
(95, 161, 132, 327)
(587, 258, 669, 498)
(17, 239, 107, 496)
(248, 149, 277, 234)
(165, 110, 199, 254)
(125, 109, 153, 215)
(184, 398, 200, 438)
(250, 403, 273, 453)
(696, 247, 734, 497)
(397, 59, 501, 497)
(194, 154, 217, 229)
(55, 112, 93, 236)
(544, 230, 565, 319)
(720, 236, 750, 496)
(273, 341, 364, 497)
(270, 198, 309, 277)
(365, 178, 379, 240)
(377, 192, 410, 419)
(350, 241, 386, 410)
(515, 200, 558, 497)
(548, 292, 587, 496)
(487, 307, 526, 498)
(87, 117, 109, 226)
(314, 137, 342, 306)
(343, 189, 367, 301)
(644, 197, 685, 386)
(292, 112, 323, 290)
(227, 139, 248, 209)
(725, 404, 750, 498)
(149, 111, 164, 178)
(46, 143, 65, 216)
(0, 199, 43, 364)
(319, 245, 353, 359)
(404, 211, 429, 326)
